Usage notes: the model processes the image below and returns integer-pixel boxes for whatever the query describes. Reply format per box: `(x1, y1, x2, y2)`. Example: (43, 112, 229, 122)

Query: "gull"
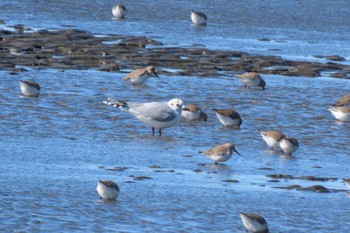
(103, 98, 184, 135)
(182, 104, 207, 121)
(191, 10, 207, 26)
(19, 80, 40, 97)
(235, 72, 266, 90)
(199, 143, 241, 164)
(239, 212, 269, 233)
(96, 180, 120, 201)
(112, 4, 127, 19)
(122, 66, 159, 85)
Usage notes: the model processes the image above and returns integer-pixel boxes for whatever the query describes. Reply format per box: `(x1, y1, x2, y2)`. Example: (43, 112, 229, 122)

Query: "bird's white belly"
(216, 114, 239, 126)
(331, 110, 350, 121)
(182, 110, 200, 120)
(261, 134, 280, 149)
(20, 84, 40, 97)
(241, 78, 260, 86)
(242, 218, 266, 232)
(112, 8, 125, 18)
(191, 14, 206, 25)
(97, 185, 118, 200)
(209, 153, 232, 162)
(130, 74, 149, 84)
(134, 114, 181, 129)
(280, 140, 298, 154)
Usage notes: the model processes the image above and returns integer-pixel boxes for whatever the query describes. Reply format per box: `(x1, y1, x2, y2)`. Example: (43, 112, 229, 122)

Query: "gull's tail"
(103, 98, 127, 109)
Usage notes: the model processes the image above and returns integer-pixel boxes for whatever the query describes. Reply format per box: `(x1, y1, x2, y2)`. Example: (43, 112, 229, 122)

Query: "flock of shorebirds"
(16, 3, 350, 233)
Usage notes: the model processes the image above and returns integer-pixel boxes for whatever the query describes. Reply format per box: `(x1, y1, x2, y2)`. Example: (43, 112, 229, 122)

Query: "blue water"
(1, 1, 350, 232)
(2, 0, 350, 59)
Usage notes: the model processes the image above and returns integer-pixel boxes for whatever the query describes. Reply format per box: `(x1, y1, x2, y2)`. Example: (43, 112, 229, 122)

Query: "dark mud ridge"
(274, 184, 332, 193)
(1, 26, 349, 78)
(266, 174, 338, 182)
(267, 174, 345, 193)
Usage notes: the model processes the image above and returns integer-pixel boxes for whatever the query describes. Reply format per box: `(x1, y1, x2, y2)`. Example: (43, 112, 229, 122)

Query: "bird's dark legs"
(152, 127, 162, 136)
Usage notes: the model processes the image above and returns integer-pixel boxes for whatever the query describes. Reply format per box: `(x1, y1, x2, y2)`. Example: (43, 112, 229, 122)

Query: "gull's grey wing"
(129, 102, 177, 122)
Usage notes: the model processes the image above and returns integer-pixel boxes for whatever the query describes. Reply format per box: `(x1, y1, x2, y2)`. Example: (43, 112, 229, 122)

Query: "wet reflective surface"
(1, 1, 350, 232)
(1, 69, 350, 232)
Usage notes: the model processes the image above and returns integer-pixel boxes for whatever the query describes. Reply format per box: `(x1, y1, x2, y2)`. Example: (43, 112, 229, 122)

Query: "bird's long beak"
(154, 72, 160, 79)
(234, 149, 241, 156)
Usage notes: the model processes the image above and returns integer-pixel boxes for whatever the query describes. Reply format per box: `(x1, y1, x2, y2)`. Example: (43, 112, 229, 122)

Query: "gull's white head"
(168, 98, 184, 110)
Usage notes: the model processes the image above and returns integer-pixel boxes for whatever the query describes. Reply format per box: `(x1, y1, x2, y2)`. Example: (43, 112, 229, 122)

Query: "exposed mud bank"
(1, 26, 349, 78)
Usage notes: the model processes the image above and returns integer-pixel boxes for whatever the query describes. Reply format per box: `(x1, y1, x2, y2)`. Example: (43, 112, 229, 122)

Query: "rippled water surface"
(1, 1, 350, 232)
(2, 0, 350, 58)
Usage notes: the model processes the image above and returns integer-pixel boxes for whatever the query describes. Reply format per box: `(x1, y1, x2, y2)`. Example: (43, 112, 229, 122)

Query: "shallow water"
(2, 0, 350, 59)
(1, 68, 350, 232)
(1, 1, 350, 232)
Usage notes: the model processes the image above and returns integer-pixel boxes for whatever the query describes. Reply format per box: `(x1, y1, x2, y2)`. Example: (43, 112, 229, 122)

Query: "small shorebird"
(239, 212, 269, 233)
(332, 93, 350, 106)
(199, 143, 240, 164)
(191, 10, 207, 26)
(19, 80, 40, 97)
(112, 4, 127, 19)
(280, 137, 299, 155)
(213, 109, 242, 128)
(235, 72, 266, 90)
(96, 180, 120, 201)
(103, 98, 184, 135)
(122, 66, 159, 85)
(260, 131, 286, 150)
(328, 107, 350, 122)
(182, 104, 207, 121)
